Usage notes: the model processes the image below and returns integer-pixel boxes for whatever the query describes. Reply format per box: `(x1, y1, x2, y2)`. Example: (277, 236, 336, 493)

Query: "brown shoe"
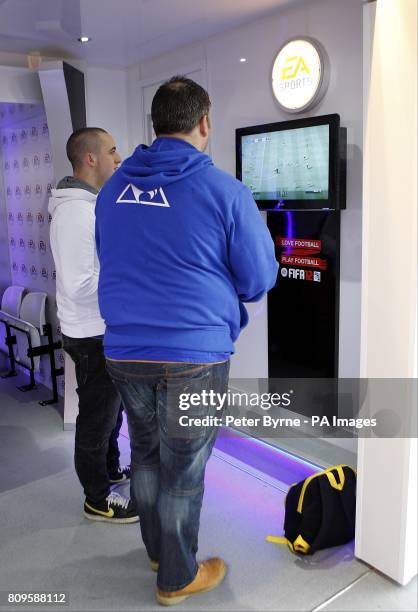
(156, 558, 226, 606)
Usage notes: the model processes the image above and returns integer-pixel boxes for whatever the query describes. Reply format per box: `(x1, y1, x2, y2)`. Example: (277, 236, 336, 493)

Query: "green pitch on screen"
(242, 125, 329, 201)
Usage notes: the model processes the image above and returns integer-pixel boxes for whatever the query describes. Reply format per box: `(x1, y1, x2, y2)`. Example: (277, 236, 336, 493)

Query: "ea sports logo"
(281, 267, 288, 277)
(272, 38, 327, 112)
(281, 56, 310, 80)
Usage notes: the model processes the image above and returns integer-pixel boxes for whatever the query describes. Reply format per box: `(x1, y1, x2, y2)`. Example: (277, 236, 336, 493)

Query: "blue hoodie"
(95, 137, 278, 362)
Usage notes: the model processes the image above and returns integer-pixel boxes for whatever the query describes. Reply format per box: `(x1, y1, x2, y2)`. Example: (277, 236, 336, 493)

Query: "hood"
(48, 186, 97, 215)
(56, 175, 98, 194)
(119, 137, 213, 190)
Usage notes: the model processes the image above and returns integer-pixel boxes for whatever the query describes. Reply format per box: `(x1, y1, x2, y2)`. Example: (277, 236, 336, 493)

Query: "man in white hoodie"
(49, 127, 138, 523)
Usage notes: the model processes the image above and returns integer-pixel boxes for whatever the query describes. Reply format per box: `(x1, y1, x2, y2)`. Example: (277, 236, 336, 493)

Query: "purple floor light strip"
(215, 427, 321, 485)
(120, 413, 320, 485)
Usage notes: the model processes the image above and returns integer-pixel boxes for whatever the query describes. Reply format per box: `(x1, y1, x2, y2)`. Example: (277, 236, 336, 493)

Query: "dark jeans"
(106, 359, 230, 592)
(107, 406, 124, 475)
(63, 335, 123, 505)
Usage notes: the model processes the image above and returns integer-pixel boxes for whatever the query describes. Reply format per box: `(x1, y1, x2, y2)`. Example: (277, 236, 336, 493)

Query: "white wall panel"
(356, 0, 417, 585)
(135, 0, 363, 382)
(85, 67, 130, 161)
(38, 62, 74, 183)
(0, 66, 43, 105)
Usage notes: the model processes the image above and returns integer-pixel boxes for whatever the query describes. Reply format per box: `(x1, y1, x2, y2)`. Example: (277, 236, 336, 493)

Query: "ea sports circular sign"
(272, 38, 329, 113)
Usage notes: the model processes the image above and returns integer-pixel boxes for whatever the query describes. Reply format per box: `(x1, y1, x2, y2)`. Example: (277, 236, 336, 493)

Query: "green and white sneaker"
(84, 491, 139, 524)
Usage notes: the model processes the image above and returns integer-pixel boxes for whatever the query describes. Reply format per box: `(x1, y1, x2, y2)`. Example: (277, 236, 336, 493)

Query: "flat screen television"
(236, 113, 346, 210)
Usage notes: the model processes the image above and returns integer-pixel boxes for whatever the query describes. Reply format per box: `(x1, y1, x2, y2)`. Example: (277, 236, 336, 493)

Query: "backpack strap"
(266, 534, 310, 554)
(336, 466, 357, 530)
(324, 465, 346, 491)
(297, 464, 354, 513)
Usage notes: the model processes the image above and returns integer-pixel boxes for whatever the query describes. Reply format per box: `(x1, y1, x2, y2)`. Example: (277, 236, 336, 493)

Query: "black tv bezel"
(236, 113, 343, 211)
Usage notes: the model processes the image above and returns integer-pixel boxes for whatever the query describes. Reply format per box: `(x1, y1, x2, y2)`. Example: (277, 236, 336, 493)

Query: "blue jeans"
(106, 359, 230, 592)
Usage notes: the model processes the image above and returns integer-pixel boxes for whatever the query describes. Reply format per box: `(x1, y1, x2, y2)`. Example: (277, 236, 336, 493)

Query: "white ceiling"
(0, 0, 305, 68)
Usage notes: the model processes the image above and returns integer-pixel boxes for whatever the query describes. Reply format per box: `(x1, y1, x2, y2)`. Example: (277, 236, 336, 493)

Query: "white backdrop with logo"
(0, 102, 65, 396)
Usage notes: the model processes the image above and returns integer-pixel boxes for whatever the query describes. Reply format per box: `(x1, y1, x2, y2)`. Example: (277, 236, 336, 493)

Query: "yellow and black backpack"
(267, 464, 356, 555)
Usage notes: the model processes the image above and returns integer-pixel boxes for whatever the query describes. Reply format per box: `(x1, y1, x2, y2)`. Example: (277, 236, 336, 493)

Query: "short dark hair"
(151, 76, 211, 135)
(66, 127, 107, 171)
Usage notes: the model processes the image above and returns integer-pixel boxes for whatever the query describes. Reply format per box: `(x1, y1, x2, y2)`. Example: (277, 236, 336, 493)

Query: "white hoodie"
(48, 187, 105, 338)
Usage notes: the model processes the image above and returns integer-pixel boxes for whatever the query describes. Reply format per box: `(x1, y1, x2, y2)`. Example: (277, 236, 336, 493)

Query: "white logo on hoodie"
(116, 184, 170, 207)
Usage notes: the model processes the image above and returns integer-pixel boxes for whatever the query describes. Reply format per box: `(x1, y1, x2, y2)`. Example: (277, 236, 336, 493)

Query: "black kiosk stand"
(236, 114, 347, 420)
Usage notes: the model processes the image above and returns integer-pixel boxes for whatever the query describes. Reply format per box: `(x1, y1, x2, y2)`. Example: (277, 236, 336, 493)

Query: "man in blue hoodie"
(96, 76, 278, 605)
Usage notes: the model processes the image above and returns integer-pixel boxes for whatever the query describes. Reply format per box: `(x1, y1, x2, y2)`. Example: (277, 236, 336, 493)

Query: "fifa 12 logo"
(281, 56, 310, 80)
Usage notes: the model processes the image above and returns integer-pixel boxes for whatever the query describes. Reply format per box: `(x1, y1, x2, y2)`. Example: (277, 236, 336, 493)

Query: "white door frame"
(354, 0, 417, 586)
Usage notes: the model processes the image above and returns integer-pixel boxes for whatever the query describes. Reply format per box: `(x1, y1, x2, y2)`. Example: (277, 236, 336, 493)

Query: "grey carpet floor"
(0, 375, 416, 611)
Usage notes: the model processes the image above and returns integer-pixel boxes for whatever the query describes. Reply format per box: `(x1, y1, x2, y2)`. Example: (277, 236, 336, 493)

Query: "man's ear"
(86, 151, 96, 167)
(199, 114, 209, 138)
